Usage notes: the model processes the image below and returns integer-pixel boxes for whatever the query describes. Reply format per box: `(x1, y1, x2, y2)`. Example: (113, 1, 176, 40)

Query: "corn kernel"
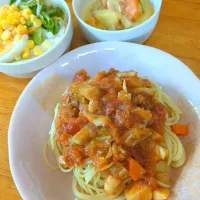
(1, 30, 11, 41)
(14, 34, 22, 42)
(14, 11, 21, 20)
(7, 9, 12, 15)
(42, 40, 52, 49)
(22, 11, 30, 20)
(0, 10, 7, 20)
(15, 55, 21, 61)
(7, 6, 18, 15)
(16, 24, 27, 34)
(22, 49, 30, 59)
(7, 14, 18, 25)
(33, 46, 43, 56)
(20, 17, 26, 25)
(1, 5, 9, 12)
(24, 8, 32, 15)
(0, 6, 8, 14)
(2, 19, 10, 30)
(33, 19, 42, 28)
(10, 5, 18, 11)
(27, 40, 35, 49)
(30, 14, 37, 22)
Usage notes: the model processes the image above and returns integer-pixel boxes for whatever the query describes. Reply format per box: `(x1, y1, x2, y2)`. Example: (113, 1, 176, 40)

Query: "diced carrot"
(105, 1, 109, 9)
(22, 28, 37, 35)
(172, 124, 189, 135)
(120, 0, 141, 20)
(85, 17, 104, 29)
(57, 132, 70, 145)
(128, 157, 146, 181)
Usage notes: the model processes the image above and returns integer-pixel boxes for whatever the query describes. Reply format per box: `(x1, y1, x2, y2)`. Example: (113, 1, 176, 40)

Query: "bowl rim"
(72, 0, 162, 34)
(0, 0, 72, 67)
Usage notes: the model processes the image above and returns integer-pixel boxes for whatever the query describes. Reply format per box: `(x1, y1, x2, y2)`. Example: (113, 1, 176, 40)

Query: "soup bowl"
(73, 0, 162, 43)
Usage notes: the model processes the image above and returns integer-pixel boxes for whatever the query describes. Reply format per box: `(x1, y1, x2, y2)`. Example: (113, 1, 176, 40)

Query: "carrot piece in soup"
(120, 0, 142, 20)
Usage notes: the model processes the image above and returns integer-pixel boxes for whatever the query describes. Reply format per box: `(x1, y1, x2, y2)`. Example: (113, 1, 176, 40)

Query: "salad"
(0, 0, 67, 63)
(83, 0, 154, 30)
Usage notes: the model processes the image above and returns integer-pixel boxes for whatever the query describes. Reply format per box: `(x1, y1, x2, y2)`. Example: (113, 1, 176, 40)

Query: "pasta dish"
(45, 68, 188, 200)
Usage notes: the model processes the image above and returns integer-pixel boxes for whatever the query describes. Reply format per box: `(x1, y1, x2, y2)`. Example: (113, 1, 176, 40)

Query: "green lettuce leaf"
(11, 0, 64, 35)
(29, 27, 44, 45)
(10, 0, 16, 5)
(18, 0, 37, 10)
(39, 7, 63, 35)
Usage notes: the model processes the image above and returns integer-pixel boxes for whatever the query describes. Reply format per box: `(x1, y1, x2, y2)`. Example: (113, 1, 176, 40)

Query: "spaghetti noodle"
(45, 68, 186, 200)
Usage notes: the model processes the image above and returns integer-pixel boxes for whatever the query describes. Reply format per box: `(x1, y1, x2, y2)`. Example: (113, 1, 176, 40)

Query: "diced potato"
(126, 76, 144, 88)
(156, 161, 168, 173)
(124, 182, 152, 200)
(106, 0, 121, 13)
(121, 15, 132, 29)
(134, 107, 152, 120)
(121, 127, 151, 147)
(84, 110, 111, 126)
(93, 9, 120, 30)
(153, 188, 169, 200)
(151, 131, 163, 141)
(118, 90, 131, 101)
(109, 162, 129, 179)
(58, 156, 67, 167)
(155, 145, 168, 160)
(160, 148, 168, 160)
(72, 126, 89, 145)
(71, 81, 100, 101)
(104, 175, 122, 195)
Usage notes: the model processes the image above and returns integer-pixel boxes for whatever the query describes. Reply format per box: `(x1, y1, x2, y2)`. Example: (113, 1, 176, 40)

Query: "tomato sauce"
(73, 69, 90, 82)
(63, 146, 85, 167)
(54, 68, 168, 189)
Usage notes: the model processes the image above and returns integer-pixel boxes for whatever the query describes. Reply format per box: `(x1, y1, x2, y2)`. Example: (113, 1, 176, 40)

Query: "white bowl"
(0, 0, 73, 78)
(73, 0, 162, 43)
(9, 42, 200, 200)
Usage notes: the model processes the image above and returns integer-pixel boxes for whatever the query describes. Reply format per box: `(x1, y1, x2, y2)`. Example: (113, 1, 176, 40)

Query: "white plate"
(9, 42, 200, 200)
